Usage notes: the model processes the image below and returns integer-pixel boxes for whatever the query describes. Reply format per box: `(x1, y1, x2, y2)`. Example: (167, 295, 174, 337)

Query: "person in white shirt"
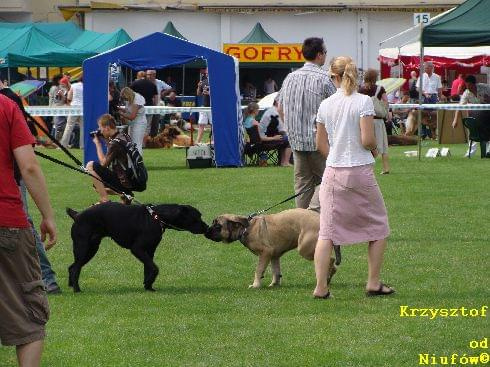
(416, 61, 444, 103)
(146, 70, 172, 136)
(60, 75, 84, 149)
(259, 100, 286, 137)
(312, 56, 393, 299)
(263, 76, 278, 95)
(119, 87, 147, 154)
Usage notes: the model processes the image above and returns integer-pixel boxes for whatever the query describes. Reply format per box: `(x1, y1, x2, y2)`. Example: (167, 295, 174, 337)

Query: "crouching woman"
(312, 57, 394, 299)
(85, 114, 134, 204)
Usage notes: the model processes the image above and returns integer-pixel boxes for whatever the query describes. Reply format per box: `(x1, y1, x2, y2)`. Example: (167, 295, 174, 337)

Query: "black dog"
(66, 202, 208, 292)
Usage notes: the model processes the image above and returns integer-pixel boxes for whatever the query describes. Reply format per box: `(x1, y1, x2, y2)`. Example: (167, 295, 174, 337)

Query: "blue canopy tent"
(82, 32, 243, 167)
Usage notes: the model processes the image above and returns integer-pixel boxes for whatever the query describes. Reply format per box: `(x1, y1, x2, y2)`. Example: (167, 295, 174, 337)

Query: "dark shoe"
(313, 291, 331, 299)
(46, 283, 62, 294)
(366, 283, 395, 297)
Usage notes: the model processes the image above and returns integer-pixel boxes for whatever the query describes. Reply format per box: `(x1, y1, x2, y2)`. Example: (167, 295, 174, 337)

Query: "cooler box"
(186, 145, 213, 169)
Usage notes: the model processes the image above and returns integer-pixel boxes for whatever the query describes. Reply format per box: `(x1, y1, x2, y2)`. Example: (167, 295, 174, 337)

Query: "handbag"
(372, 85, 388, 119)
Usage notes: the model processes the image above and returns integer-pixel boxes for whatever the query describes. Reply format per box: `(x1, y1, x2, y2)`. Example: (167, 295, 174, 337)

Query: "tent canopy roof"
(162, 21, 187, 40)
(239, 23, 277, 43)
(422, 0, 490, 47)
(0, 21, 132, 67)
(380, 42, 490, 59)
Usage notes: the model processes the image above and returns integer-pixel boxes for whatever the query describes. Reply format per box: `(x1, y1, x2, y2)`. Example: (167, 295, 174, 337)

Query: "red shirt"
(451, 77, 465, 96)
(0, 94, 36, 228)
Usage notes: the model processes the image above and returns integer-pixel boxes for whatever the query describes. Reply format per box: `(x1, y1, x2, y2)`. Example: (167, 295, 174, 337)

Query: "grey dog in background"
(206, 208, 341, 288)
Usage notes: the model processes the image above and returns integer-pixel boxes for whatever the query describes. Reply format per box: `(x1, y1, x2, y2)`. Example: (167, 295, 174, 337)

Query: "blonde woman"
(118, 87, 147, 154)
(313, 57, 393, 299)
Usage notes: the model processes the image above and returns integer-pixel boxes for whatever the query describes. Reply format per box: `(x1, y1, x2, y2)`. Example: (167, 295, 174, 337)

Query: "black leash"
(27, 111, 83, 167)
(247, 184, 317, 220)
(144, 205, 187, 232)
(35, 152, 182, 231)
(34, 151, 132, 201)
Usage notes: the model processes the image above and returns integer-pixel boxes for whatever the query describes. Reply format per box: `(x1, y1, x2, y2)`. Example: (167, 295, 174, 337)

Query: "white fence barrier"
(24, 104, 490, 117)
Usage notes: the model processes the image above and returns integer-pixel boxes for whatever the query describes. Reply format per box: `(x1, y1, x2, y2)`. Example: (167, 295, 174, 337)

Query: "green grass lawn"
(1, 143, 488, 366)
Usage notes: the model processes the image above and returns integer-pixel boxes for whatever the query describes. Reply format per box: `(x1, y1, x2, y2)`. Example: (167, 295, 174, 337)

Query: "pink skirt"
(318, 164, 390, 245)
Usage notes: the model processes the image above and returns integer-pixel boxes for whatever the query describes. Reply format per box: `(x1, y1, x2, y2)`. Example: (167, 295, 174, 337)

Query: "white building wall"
(85, 9, 437, 70)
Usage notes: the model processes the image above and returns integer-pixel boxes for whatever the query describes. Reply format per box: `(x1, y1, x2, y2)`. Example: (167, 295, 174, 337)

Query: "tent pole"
(418, 24, 424, 161)
(182, 64, 185, 94)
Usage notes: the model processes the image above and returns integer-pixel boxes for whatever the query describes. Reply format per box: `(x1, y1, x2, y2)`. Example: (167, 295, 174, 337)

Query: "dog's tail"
(333, 245, 342, 265)
(66, 208, 79, 221)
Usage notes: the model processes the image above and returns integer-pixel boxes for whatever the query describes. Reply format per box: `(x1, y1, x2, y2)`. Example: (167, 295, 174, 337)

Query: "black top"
(109, 88, 121, 119)
(106, 132, 131, 188)
(164, 97, 182, 107)
(409, 79, 419, 99)
(198, 77, 210, 107)
(130, 79, 158, 106)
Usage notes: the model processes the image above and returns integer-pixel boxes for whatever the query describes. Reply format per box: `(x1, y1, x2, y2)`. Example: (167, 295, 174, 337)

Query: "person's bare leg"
(366, 238, 392, 292)
(196, 125, 205, 144)
(85, 161, 109, 203)
(17, 340, 43, 367)
(381, 153, 390, 173)
(281, 147, 292, 166)
(313, 239, 333, 297)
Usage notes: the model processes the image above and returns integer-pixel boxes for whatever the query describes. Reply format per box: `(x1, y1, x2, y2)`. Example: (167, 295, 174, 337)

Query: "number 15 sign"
(414, 13, 431, 26)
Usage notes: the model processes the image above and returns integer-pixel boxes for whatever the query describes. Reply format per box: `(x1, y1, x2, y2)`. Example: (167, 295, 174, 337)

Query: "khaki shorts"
(0, 227, 49, 346)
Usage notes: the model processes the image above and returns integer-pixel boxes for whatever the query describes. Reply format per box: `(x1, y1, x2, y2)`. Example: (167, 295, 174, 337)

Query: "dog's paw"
(268, 282, 280, 288)
(145, 286, 156, 292)
(248, 283, 261, 289)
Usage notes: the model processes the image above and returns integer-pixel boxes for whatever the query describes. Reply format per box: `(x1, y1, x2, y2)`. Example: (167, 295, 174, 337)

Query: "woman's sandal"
(313, 291, 331, 299)
(366, 283, 395, 297)
(380, 171, 390, 175)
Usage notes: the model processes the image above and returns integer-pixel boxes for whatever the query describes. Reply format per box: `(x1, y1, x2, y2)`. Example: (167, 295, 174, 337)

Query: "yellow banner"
(223, 44, 304, 63)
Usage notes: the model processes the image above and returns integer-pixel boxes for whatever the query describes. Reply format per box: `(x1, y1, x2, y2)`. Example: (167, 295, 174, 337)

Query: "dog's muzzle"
(205, 223, 223, 242)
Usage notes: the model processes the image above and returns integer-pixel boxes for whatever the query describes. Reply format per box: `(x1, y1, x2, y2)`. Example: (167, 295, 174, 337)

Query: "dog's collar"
(237, 226, 248, 246)
(145, 205, 184, 232)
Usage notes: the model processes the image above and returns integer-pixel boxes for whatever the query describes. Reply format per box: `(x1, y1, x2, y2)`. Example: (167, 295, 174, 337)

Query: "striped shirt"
(278, 62, 336, 151)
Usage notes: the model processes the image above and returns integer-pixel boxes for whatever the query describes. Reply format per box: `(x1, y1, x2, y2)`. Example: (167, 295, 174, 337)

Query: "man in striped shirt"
(278, 37, 336, 212)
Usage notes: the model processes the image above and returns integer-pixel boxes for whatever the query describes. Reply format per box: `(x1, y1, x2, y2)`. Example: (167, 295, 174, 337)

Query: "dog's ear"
(256, 216, 271, 247)
(182, 205, 201, 216)
(228, 215, 249, 228)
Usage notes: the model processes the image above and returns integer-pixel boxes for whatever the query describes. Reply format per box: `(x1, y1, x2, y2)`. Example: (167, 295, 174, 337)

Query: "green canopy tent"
(0, 26, 94, 68)
(0, 22, 132, 68)
(239, 23, 278, 44)
(162, 21, 187, 41)
(237, 22, 302, 69)
(69, 28, 132, 53)
(422, 0, 490, 47)
(0, 21, 132, 84)
(236, 23, 301, 99)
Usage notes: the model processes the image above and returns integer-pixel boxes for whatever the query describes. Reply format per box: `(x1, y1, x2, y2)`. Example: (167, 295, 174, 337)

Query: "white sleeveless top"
(316, 88, 375, 168)
(125, 92, 146, 126)
(69, 82, 83, 106)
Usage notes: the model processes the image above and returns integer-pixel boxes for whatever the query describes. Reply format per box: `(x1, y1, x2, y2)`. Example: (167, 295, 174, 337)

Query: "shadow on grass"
(146, 165, 188, 172)
(70, 284, 239, 296)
